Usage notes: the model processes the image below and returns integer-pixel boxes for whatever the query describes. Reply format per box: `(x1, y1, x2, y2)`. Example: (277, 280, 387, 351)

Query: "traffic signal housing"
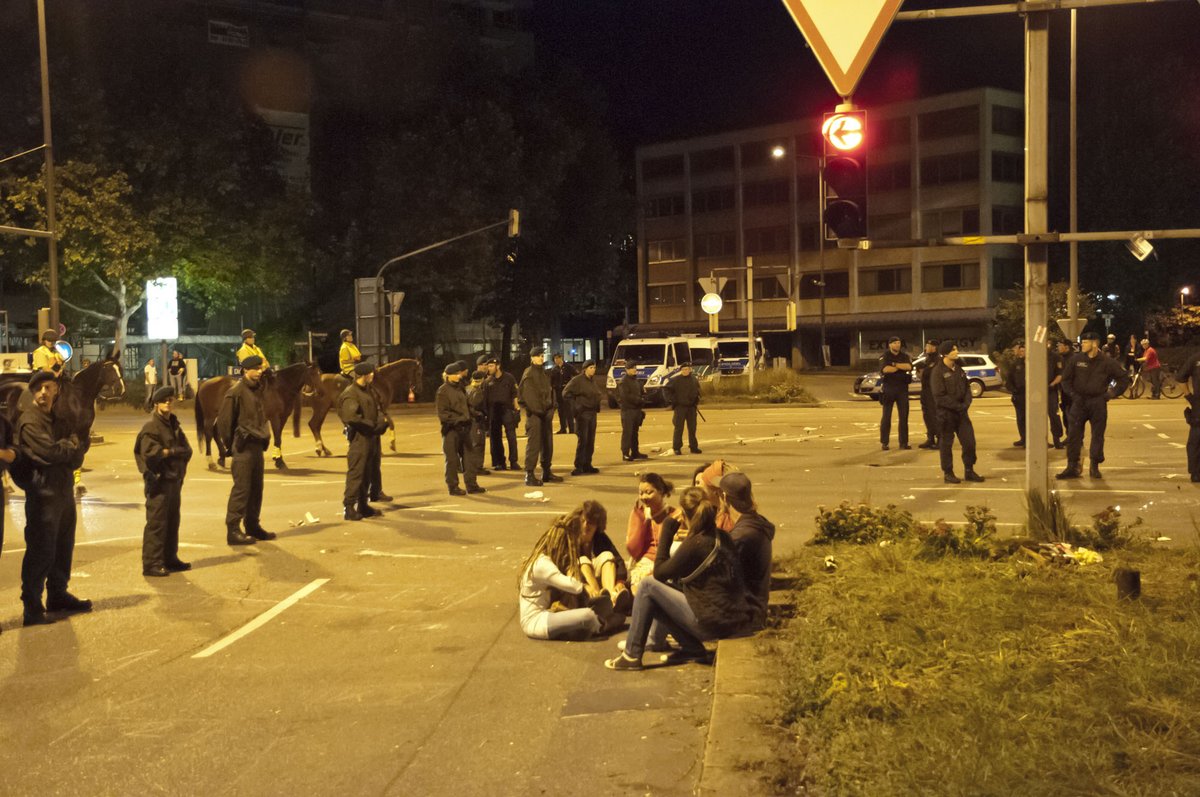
(507, 208, 520, 238)
(821, 110, 867, 241)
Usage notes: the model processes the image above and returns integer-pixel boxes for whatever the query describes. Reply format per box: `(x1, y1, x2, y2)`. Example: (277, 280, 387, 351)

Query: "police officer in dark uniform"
(1005, 342, 1027, 448)
(563, 360, 603, 475)
(217, 355, 274, 545)
(437, 361, 483, 495)
(664, 362, 702, 456)
(930, 341, 984, 484)
(878, 336, 913, 451)
(917, 339, 939, 449)
(1176, 349, 1200, 483)
(16, 370, 90, 626)
(1055, 339, 1075, 421)
(519, 347, 561, 487)
(1047, 340, 1066, 449)
(550, 353, 576, 435)
(1058, 331, 1130, 480)
(0, 411, 14, 633)
(338, 362, 389, 520)
(485, 356, 520, 470)
(136, 387, 194, 576)
(467, 369, 491, 477)
(617, 365, 648, 461)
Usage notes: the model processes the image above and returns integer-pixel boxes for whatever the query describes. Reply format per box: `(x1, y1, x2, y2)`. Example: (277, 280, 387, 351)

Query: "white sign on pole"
(779, 0, 903, 98)
(145, 277, 179, 340)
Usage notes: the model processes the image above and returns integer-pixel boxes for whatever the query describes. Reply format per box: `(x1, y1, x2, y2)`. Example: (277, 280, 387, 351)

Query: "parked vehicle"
(853, 352, 1001, 400)
(606, 335, 708, 407)
(714, 336, 766, 376)
(686, 336, 718, 379)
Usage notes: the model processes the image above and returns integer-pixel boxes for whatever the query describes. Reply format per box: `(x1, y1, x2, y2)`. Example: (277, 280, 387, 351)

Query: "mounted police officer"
(1058, 331, 1131, 480)
(1175, 348, 1200, 483)
(664, 361, 702, 456)
(136, 387, 193, 577)
(617, 365, 647, 461)
(519, 346, 561, 487)
(338, 362, 389, 520)
(31, 329, 65, 375)
(917, 339, 939, 449)
(217, 355, 274, 544)
(930, 341, 984, 484)
(236, 329, 270, 369)
(437, 361, 483, 495)
(485, 355, 520, 471)
(338, 329, 362, 379)
(550, 353, 576, 435)
(878, 336, 913, 451)
(563, 359, 603, 475)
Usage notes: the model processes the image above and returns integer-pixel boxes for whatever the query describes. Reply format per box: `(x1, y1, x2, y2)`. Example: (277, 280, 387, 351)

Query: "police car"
(853, 352, 1001, 400)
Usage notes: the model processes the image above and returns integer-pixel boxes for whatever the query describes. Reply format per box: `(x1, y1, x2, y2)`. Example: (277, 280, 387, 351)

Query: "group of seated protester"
(517, 460, 776, 672)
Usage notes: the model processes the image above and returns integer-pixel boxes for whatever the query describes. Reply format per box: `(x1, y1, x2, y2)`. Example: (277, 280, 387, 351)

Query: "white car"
(853, 352, 1002, 400)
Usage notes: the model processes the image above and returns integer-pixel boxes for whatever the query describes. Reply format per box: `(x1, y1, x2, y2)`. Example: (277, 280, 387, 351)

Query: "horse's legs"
(271, 414, 286, 469)
(388, 417, 397, 452)
(309, 405, 332, 457)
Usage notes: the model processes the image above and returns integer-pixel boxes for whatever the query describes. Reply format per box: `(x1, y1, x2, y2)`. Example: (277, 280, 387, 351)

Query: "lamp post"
(1181, 286, 1190, 307)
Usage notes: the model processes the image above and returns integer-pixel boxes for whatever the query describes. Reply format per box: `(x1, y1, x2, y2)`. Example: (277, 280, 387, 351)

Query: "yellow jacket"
(236, 342, 269, 368)
(31, 344, 64, 374)
(339, 341, 362, 377)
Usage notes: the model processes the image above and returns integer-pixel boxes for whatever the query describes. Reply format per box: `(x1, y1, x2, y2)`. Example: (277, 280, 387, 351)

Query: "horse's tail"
(194, 383, 207, 446)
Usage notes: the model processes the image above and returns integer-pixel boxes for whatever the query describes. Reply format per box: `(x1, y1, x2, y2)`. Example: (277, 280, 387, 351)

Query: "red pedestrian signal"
(822, 110, 868, 241)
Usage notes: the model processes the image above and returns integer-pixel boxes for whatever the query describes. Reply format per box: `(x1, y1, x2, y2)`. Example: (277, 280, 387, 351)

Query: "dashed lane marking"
(192, 578, 330, 659)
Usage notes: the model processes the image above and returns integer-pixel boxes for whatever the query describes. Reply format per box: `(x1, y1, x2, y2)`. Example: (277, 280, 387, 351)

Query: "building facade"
(635, 88, 1026, 367)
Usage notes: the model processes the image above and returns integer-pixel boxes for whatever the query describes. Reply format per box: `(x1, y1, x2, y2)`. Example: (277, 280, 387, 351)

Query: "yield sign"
(779, 0, 903, 98)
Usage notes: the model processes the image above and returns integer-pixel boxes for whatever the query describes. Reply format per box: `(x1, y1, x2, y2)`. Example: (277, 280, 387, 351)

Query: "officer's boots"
(344, 504, 363, 521)
(1056, 463, 1082, 480)
(1089, 463, 1103, 479)
(524, 473, 543, 487)
(227, 525, 256, 545)
(359, 503, 381, 518)
(23, 601, 54, 627)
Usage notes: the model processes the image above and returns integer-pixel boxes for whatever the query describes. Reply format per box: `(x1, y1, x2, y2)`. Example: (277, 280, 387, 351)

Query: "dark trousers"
(1066, 396, 1108, 467)
(574, 411, 597, 470)
(620, 408, 642, 456)
(366, 435, 384, 500)
(143, 477, 182, 569)
(920, 392, 938, 444)
(557, 396, 575, 433)
(225, 447, 265, 530)
(1187, 421, 1200, 477)
(1148, 367, 1163, 398)
(21, 489, 76, 605)
(938, 410, 977, 474)
(1013, 397, 1027, 442)
(880, 390, 909, 446)
(1049, 388, 1064, 442)
(344, 433, 380, 508)
(470, 421, 487, 473)
(672, 406, 699, 452)
(489, 404, 519, 467)
(443, 425, 478, 488)
(523, 411, 554, 475)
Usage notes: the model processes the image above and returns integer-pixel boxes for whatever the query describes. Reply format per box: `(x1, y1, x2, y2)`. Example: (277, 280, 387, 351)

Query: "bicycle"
(1123, 365, 1184, 399)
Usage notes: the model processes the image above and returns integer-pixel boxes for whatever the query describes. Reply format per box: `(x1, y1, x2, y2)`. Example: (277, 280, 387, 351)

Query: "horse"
(194, 362, 323, 470)
(293, 358, 423, 456)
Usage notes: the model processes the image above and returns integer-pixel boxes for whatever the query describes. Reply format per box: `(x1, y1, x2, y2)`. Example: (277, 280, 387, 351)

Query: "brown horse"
(293, 358, 423, 456)
(194, 362, 323, 470)
(0, 355, 126, 434)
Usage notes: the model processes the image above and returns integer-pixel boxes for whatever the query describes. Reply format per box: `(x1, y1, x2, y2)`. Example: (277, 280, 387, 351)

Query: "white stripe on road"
(911, 487, 1166, 494)
(192, 578, 330, 659)
(1157, 433, 1171, 440)
(3, 534, 143, 555)
(1143, 424, 1157, 430)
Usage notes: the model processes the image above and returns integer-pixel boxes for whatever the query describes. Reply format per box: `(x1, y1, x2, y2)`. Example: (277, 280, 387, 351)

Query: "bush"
(916, 505, 997, 559)
(812, 501, 920, 545)
(1026, 491, 1143, 551)
(699, 367, 816, 403)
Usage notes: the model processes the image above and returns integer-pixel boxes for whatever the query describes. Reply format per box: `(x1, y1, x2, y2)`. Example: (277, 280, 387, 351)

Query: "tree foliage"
(993, 282, 1098, 350)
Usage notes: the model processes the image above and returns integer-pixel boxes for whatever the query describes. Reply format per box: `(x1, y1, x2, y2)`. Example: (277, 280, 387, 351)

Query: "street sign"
(700, 292, 724, 315)
(779, 0, 903, 97)
(1056, 318, 1087, 340)
(55, 340, 73, 362)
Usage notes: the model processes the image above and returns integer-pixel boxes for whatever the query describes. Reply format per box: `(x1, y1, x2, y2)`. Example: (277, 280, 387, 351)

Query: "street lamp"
(1181, 286, 1191, 307)
(771, 145, 786, 160)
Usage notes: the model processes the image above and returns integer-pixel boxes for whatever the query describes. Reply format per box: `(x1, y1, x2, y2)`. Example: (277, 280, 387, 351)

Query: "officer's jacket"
(338, 381, 386, 437)
(879, 350, 912, 392)
(1004, 358, 1026, 395)
(467, 383, 489, 424)
(563, 372, 604, 414)
(436, 380, 471, 426)
(550, 364, 575, 397)
(217, 379, 270, 451)
(236, 342, 269, 368)
(486, 371, 518, 406)
(617, 374, 644, 410)
(930, 360, 972, 413)
(136, 412, 193, 481)
(1178, 352, 1200, 395)
(918, 354, 936, 399)
(31, 345, 64, 374)
(1062, 351, 1130, 399)
(338, 342, 362, 377)
(664, 374, 701, 408)
(17, 405, 83, 495)
(519, 365, 555, 415)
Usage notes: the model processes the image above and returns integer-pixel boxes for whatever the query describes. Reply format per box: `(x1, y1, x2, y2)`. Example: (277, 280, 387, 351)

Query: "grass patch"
(767, 541, 1200, 795)
(699, 368, 816, 404)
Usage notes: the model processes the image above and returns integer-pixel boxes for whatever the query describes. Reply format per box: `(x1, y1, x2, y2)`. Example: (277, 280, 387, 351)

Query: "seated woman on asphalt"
(625, 473, 682, 593)
(606, 487, 754, 671)
(519, 502, 621, 640)
(577, 500, 634, 618)
(692, 460, 737, 532)
(718, 472, 775, 631)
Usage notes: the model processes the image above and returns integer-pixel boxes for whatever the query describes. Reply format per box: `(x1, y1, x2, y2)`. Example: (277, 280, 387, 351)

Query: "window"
(690, 146, 735, 175)
(673, 342, 690, 365)
(868, 213, 912, 240)
(870, 161, 911, 192)
(720, 280, 739, 301)
(692, 186, 736, 214)
(992, 105, 1023, 136)
(744, 225, 789, 255)
(648, 284, 686, 305)
(992, 257, 1023, 290)
(860, 266, 912, 295)
(647, 239, 685, 263)
(923, 207, 980, 237)
(875, 115, 911, 147)
(918, 106, 980, 140)
(920, 152, 980, 186)
(694, 231, 736, 258)
(922, 262, 980, 291)
(800, 270, 849, 299)
(743, 178, 789, 207)
(799, 224, 820, 251)
(642, 155, 684, 181)
(754, 275, 790, 300)
(645, 195, 684, 218)
(992, 151, 1023, 183)
(992, 206, 1022, 234)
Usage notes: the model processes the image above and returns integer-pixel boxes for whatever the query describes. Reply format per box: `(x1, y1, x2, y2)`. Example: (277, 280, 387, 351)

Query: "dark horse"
(194, 362, 323, 470)
(292, 358, 423, 456)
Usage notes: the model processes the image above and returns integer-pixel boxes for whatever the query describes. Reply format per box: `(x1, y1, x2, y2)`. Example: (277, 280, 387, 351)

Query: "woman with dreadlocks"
(519, 501, 620, 640)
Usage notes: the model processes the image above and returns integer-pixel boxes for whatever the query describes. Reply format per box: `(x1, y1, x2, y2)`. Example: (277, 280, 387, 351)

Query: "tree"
(993, 282, 1098, 350)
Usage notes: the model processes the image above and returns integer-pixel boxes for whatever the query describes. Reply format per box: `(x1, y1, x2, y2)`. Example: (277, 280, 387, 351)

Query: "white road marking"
(1157, 433, 1171, 440)
(1143, 424, 1157, 430)
(192, 578, 330, 659)
(910, 487, 1166, 494)
(4, 535, 142, 554)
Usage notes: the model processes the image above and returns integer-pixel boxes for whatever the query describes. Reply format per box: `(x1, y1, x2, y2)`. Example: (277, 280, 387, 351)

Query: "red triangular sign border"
(779, 0, 904, 98)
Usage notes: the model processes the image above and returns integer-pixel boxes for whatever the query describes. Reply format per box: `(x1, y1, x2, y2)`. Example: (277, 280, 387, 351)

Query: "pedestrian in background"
(1125, 334, 1142, 373)
(878, 336, 912, 451)
(563, 360, 603, 475)
(665, 361, 702, 456)
(436, 361, 482, 496)
(167, 351, 187, 399)
(1103, 333, 1122, 360)
(216, 355, 274, 544)
(143, 358, 158, 410)
(519, 347, 561, 487)
(485, 355, 520, 471)
(1058, 331, 1130, 480)
(1175, 348, 1200, 483)
(0, 412, 16, 633)
(1004, 342, 1027, 448)
(550, 353, 575, 435)
(930, 341, 984, 484)
(339, 362, 390, 519)
(1137, 338, 1163, 399)
(135, 387, 193, 576)
(617, 365, 648, 461)
(917, 339, 939, 449)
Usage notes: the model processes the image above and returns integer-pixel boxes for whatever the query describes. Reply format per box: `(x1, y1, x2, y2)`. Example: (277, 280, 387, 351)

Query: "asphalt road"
(1, 380, 1196, 795)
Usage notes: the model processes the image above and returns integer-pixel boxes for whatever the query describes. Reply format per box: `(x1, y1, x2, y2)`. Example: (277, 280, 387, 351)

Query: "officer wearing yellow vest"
(31, 330, 65, 375)
(338, 329, 362, 379)
(235, 329, 269, 369)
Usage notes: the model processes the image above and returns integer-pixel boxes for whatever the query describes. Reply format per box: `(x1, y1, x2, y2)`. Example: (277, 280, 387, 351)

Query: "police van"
(715, 336, 766, 376)
(605, 335, 716, 407)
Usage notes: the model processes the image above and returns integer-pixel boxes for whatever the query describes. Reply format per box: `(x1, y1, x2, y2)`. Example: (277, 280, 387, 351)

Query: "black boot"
(247, 527, 277, 541)
(46, 592, 92, 614)
(227, 526, 256, 545)
(23, 602, 54, 627)
(1056, 466, 1082, 480)
(524, 473, 543, 487)
(1089, 464, 1103, 479)
(344, 504, 363, 521)
(359, 504, 381, 517)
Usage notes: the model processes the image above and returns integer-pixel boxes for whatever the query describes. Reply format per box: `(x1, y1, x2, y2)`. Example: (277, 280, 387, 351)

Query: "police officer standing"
(917, 339, 939, 449)
(31, 329, 65, 375)
(519, 347, 561, 487)
(0, 412, 14, 632)
(1055, 339, 1076, 422)
(136, 387, 193, 576)
(437, 361, 483, 495)
(1047, 340, 1066, 449)
(878, 336, 913, 451)
(617, 365, 648, 461)
(563, 360, 603, 475)
(1175, 349, 1200, 483)
(236, 329, 270, 368)
(338, 362, 390, 520)
(930, 341, 984, 484)
(550, 353, 576, 435)
(217, 355, 274, 544)
(1005, 342, 1027, 448)
(17, 370, 90, 626)
(664, 362, 702, 456)
(486, 356, 520, 471)
(1058, 331, 1130, 480)
(338, 329, 362, 379)
(467, 369, 491, 477)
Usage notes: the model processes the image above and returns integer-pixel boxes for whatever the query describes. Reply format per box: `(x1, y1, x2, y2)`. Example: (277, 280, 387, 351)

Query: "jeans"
(545, 608, 601, 640)
(624, 577, 711, 659)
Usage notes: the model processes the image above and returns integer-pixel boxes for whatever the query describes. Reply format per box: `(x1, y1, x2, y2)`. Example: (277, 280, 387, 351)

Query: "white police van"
(606, 335, 715, 407)
(715, 336, 766, 376)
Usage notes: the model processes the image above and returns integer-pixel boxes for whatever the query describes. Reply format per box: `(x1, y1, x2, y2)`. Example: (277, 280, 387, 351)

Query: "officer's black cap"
(477, 354, 497, 366)
(926, 339, 940, 347)
(1080, 331, 1100, 342)
(152, 386, 175, 404)
(241, 355, 264, 369)
(471, 370, 486, 381)
(583, 359, 596, 368)
(888, 335, 901, 344)
(529, 346, 545, 357)
(28, 370, 56, 391)
(444, 360, 468, 375)
(938, 340, 957, 356)
(354, 361, 375, 376)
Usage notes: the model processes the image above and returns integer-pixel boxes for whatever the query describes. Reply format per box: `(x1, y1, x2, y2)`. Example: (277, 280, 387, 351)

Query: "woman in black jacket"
(605, 487, 753, 670)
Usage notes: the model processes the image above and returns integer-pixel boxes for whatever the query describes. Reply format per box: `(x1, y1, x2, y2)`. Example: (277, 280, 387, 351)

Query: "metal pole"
(818, 204, 827, 367)
(1068, 9, 1079, 323)
(746, 256, 755, 391)
(36, 0, 60, 330)
(1024, 10, 1051, 514)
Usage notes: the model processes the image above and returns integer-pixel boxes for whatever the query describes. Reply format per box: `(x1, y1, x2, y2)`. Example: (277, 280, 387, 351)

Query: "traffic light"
(821, 110, 867, 241)
(507, 208, 520, 237)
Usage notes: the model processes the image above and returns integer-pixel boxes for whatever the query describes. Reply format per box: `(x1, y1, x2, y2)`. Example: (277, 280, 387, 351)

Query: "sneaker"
(611, 588, 633, 615)
(944, 472, 961, 484)
(660, 648, 713, 666)
(618, 639, 675, 654)
(604, 653, 643, 671)
(964, 470, 985, 482)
